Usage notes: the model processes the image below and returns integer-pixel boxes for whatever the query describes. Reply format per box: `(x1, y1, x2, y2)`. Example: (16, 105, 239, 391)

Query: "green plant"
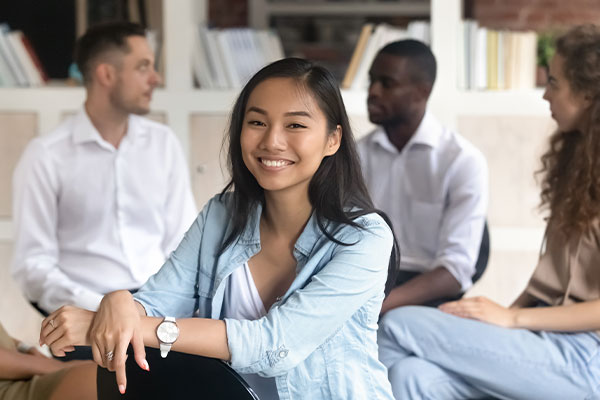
(537, 32, 555, 68)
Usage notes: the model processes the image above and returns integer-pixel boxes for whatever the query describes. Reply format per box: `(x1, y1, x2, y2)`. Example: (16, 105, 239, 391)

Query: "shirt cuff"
(74, 289, 104, 312)
(433, 257, 474, 292)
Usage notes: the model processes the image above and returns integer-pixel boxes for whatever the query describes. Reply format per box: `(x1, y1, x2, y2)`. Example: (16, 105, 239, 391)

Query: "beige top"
(525, 219, 600, 334)
(0, 323, 16, 351)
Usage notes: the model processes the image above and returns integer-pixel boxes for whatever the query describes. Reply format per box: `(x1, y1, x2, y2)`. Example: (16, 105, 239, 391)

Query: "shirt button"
(278, 350, 288, 358)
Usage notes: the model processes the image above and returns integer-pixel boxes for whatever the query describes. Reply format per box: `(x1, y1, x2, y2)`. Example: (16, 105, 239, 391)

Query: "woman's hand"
(40, 305, 95, 356)
(89, 290, 148, 394)
(438, 296, 518, 328)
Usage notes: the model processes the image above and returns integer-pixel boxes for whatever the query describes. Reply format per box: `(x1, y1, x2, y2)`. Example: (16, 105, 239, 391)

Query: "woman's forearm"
(510, 290, 536, 309)
(140, 317, 230, 360)
(513, 299, 600, 331)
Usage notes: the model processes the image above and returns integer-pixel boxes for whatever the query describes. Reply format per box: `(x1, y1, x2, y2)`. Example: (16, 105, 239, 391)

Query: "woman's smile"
(259, 157, 294, 169)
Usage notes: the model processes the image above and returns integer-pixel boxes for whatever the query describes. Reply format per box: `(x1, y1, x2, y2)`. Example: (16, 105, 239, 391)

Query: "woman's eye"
(288, 123, 306, 129)
(248, 120, 265, 126)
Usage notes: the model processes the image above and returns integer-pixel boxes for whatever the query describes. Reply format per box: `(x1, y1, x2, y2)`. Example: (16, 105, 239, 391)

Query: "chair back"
(471, 221, 490, 284)
(97, 346, 259, 399)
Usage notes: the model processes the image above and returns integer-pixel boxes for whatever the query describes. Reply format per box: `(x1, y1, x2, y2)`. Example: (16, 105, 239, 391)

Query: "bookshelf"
(0, 0, 571, 347)
(0, 0, 550, 221)
(0, 0, 554, 305)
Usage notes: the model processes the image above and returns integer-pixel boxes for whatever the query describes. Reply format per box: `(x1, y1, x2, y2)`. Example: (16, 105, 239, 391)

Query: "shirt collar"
(371, 110, 442, 154)
(72, 108, 147, 147)
(239, 201, 321, 258)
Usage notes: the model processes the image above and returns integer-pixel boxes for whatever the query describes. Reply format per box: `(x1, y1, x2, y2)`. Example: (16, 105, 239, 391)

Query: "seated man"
(358, 40, 488, 314)
(12, 21, 197, 316)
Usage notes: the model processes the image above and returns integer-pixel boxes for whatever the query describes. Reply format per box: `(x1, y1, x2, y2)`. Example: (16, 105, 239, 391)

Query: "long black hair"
(219, 57, 399, 294)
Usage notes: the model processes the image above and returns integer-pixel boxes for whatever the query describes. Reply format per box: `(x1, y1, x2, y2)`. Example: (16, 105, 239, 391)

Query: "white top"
(223, 262, 267, 321)
(223, 263, 279, 400)
(11, 108, 198, 313)
(358, 111, 488, 290)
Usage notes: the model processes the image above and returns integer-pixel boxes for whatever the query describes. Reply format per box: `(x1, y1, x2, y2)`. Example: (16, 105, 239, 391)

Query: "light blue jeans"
(378, 306, 600, 400)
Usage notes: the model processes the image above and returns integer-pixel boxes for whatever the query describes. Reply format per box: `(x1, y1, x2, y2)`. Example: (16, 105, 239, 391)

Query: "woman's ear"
(325, 125, 342, 156)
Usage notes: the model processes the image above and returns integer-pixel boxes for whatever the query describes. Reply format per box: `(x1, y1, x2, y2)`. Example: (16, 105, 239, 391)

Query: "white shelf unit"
(0, 0, 550, 137)
(249, 0, 431, 28)
(0, 0, 551, 266)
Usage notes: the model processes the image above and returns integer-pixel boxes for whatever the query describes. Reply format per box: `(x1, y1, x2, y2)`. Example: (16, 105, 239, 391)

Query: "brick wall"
(467, 0, 600, 31)
(207, 0, 600, 32)
(209, 0, 247, 27)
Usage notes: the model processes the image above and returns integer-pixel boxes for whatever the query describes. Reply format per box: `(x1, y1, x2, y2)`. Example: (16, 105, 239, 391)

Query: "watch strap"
(159, 342, 172, 358)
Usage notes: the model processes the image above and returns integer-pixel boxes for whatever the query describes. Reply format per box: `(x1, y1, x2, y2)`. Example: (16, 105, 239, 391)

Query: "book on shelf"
(342, 23, 374, 89)
(216, 29, 248, 88)
(486, 30, 498, 90)
(342, 21, 431, 90)
(0, 23, 28, 86)
(474, 26, 487, 90)
(7, 31, 44, 86)
(459, 20, 537, 91)
(20, 33, 49, 83)
(0, 23, 48, 87)
(192, 27, 214, 89)
(0, 41, 16, 87)
(192, 26, 285, 89)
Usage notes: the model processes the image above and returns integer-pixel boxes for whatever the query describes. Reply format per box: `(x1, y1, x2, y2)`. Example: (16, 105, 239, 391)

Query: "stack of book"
(341, 21, 430, 90)
(192, 27, 285, 89)
(0, 23, 48, 87)
(459, 20, 537, 90)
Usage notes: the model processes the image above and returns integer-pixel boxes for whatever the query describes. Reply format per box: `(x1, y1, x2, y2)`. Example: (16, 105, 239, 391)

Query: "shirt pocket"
(409, 200, 444, 254)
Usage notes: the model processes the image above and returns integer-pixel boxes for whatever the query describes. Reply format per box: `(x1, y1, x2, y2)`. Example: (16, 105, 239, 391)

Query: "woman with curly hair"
(377, 24, 600, 399)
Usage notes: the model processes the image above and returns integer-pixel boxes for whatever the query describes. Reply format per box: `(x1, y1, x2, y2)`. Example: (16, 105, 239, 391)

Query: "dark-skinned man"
(358, 40, 488, 315)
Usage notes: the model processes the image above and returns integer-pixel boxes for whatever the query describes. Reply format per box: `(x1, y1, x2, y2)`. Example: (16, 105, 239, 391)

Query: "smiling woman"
(40, 58, 400, 400)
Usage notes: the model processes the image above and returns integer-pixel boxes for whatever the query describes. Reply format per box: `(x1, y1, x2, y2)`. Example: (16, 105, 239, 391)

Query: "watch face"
(157, 321, 179, 344)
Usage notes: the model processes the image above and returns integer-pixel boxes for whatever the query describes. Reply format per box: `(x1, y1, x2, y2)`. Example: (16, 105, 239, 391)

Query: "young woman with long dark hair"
(40, 58, 398, 399)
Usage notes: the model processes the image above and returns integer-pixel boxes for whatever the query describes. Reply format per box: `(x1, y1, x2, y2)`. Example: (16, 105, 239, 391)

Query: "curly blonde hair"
(539, 24, 600, 236)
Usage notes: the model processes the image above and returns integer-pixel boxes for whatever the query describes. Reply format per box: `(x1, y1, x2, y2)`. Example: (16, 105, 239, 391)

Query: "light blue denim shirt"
(134, 193, 394, 399)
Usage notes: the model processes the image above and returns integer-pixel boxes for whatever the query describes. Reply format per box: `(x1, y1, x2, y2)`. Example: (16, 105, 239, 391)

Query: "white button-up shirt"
(12, 109, 197, 313)
(358, 111, 488, 290)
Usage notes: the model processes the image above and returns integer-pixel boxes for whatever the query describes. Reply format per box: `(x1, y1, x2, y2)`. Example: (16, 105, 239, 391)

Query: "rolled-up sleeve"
(225, 216, 393, 377)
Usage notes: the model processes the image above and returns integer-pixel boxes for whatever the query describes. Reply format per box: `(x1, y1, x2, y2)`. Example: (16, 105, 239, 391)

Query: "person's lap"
(0, 369, 68, 400)
(378, 306, 600, 399)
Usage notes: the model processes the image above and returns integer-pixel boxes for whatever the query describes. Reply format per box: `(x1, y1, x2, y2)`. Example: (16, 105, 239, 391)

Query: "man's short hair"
(378, 39, 437, 87)
(74, 21, 146, 84)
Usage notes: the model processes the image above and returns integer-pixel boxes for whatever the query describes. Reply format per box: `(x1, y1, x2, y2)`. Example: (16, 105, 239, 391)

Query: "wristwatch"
(156, 316, 179, 358)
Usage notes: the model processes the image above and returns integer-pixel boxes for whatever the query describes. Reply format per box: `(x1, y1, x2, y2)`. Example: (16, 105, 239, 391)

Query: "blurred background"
(1, 0, 594, 343)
